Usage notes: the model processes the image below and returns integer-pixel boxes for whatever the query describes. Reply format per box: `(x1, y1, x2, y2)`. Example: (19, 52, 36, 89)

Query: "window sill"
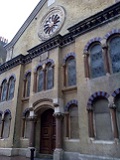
(64, 138, 80, 142)
(21, 97, 29, 102)
(62, 85, 77, 92)
(89, 138, 115, 144)
(0, 138, 8, 140)
(20, 137, 29, 140)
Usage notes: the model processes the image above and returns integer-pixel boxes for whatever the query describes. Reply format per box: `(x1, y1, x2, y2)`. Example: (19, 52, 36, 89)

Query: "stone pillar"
(23, 79, 27, 97)
(63, 64, 66, 86)
(0, 119, 4, 138)
(87, 108, 94, 138)
(83, 53, 90, 78)
(65, 112, 69, 137)
(101, 39, 110, 74)
(53, 112, 64, 160)
(108, 98, 119, 139)
(26, 110, 37, 158)
(0, 86, 2, 101)
(33, 72, 37, 93)
(29, 114, 37, 147)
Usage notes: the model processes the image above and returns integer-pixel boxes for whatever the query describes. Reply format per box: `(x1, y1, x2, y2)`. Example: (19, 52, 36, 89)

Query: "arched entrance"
(40, 108, 56, 154)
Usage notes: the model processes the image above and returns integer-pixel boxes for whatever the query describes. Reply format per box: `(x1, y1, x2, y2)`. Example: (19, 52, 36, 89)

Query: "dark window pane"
(67, 58, 76, 86)
(8, 78, 15, 100)
(90, 44, 105, 78)
(24, 112, 30, 138)
(38, 69, 44, 92)
(2, 113, 11, 138)
(1, 81, 7, 101)
(46, 65, 54, 90)
(93, 98, 113, 140)
(109, 36, 120, 73)
(69, 105, 79, 139)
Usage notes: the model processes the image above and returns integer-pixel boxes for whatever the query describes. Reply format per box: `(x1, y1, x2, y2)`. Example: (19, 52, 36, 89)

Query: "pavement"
(0, 156, 52, 160)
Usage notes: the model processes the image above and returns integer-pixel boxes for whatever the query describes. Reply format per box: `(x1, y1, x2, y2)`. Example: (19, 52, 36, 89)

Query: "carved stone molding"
(38, 6, 66, 41)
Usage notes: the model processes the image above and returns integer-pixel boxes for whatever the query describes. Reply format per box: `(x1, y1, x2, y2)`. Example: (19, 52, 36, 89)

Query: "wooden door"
(40, 109, 56, 154)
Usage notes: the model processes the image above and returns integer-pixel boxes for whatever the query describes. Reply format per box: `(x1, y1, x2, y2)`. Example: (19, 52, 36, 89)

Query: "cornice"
(68, 2, 120, 37)
(1, 2, 120, 74)
(28, 35, 63, 56)
(0, 55, 25, 74)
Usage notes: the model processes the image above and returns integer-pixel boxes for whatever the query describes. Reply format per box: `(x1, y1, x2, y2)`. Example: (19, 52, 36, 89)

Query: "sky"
(0, 0, 40, 43)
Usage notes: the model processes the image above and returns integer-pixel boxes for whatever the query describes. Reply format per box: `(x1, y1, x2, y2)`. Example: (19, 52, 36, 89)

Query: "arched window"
(108, 35, 120, 73)
(69, 105, 79, 139)
(93, 97, 113, 140)
(65, 56, 76, 87)
(37, 67, 44, 92)
(23, 72, 31, 97)
(89, 43, 105, 78)
(1, 79, 7, 101)
(65, 103, 79, 139)
(46, 62, 54, 90)
(22, 110, 30, 138)
(7, 76, 15, 100)
(2, 111, 11, 138)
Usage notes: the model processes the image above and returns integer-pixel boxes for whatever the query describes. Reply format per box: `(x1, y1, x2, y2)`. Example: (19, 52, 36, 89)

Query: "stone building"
(0, 0, 120, 159)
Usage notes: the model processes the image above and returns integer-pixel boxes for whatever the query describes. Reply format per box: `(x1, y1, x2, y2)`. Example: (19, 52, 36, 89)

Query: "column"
(101, 39, 110, 74)
(29, 114, 37, 147)
(54, 112, 63, 148)
(33, 72, 37, 93)
(88, 109, 94, 138)
(0, 119, 4, 138)
(23, 79, 27, 97)
(64, 112, 69, 137)
(21, 118, 25, 138)
(26, 110, 37, 158)
(53, 112, 64, 160)
(83, 53, 90, 78)
(0, 86, 2, 101)
(108, 97, 119, 139)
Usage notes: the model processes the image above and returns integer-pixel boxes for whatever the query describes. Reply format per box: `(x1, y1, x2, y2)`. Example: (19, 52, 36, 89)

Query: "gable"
(5, 0, 115, 60)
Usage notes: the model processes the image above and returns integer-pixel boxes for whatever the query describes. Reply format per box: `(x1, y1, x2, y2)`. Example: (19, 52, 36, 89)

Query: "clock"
(38, 6, 66, 41)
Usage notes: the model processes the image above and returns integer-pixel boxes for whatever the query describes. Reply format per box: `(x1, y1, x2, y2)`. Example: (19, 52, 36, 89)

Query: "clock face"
(38, 6, 66, 41)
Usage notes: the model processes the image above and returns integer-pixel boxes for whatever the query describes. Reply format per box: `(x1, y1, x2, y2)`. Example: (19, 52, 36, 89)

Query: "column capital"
(28, 115, 37, 122)
(108, 96, 116, 109)
(101, 39, 107, 49)
(83, 51, 89, 55)
(87, 106, 93, 111)
(108, 102, 116, 109)
(53, 112, 64, 118)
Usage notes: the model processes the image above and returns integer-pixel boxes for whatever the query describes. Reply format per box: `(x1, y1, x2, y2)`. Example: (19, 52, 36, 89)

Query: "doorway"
(40, 109, 56, 154)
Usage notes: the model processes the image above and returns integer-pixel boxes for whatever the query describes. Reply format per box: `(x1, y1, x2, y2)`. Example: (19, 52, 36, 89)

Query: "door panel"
(40, 109, 56, 154)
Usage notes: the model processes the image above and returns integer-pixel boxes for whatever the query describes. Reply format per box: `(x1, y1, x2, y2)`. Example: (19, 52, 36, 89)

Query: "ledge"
(21, 97, 29, 102)
(62, 86, 77, 92)
(89, 138, 115, 144)
(68, 2, 120, 38)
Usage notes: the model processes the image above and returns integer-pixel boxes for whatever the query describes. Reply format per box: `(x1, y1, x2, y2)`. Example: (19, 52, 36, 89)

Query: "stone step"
(36, 153, 53, 159)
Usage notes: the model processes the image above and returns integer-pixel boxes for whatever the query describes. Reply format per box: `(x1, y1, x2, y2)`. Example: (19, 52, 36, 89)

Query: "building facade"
(0, 0, 120, 159)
